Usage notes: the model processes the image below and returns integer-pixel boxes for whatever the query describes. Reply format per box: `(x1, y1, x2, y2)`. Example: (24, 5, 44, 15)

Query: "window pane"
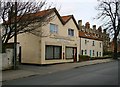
(85, 50, 87, 55)
(54, 46, 61, 59)
(66, 47, 73, 59)
(71, 30, 74, 36)
(50, 23, 58, 33)
(55, 25, 58, 33)
(97, 52, 98, 57)
(92, 41, 95, 46)
(50, 24, 55, 33)
(81, 50, 84, 55)
(68, 29, 74, 36)
(45, 46, 61, 60)
(93, 50, 94, 56)
(99, 52, 101, 56)
(45, 46, 53, 59)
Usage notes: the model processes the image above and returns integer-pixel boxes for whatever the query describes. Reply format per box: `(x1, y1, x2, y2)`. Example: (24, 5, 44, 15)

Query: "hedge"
(79, 55, 90, 61)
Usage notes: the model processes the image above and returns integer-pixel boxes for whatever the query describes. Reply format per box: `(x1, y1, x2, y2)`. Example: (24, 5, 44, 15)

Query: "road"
(3, 61, 119, 85)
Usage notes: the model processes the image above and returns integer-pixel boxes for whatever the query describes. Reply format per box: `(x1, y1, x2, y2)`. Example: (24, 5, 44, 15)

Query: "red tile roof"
(4, 8, 79, 30)
(31, 8, 53, 17)
(61, 15, 72, 23)
(35, 9, 79, 29)
(4, 8, 54, 24)
(79, 31, 102, 41)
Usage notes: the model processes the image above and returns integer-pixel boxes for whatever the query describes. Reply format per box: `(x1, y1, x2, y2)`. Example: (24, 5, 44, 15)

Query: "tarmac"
(2, 59, 114, 82)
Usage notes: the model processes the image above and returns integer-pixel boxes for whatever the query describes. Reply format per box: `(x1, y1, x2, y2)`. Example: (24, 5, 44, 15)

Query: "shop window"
(45, 45, 61, 60)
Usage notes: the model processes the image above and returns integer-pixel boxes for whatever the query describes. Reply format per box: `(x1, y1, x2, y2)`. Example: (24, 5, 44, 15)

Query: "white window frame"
(68, 28, 74, 36)
(50, 23, 58, 33)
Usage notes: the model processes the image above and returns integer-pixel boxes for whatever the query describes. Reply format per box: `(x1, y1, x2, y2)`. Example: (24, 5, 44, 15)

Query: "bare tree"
(0, 0, 55, 45)
(96, 0, 120, 59)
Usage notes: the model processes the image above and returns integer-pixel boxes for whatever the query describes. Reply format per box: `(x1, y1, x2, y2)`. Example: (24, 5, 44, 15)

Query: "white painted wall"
(80, 38, 103, 57)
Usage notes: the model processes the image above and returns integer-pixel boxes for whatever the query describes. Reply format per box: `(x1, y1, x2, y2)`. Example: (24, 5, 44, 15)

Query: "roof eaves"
(71, 15, 79, 30)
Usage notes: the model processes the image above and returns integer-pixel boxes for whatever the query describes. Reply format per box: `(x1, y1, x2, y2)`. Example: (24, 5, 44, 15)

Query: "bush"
(103, 51, 113, 57)
(79, 55, 90, 61)
(90, 57, 112, 60)
(104, 51, 120, 57)
(117, 52, 120, 57)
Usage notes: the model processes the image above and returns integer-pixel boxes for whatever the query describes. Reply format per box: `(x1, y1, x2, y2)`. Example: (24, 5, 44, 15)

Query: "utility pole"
(13, 1, 17, 69)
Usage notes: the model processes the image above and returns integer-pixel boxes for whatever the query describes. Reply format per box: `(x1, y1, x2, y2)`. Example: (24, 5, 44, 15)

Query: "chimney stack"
(93, 25, 96, 30)
(98, 26, 102, 32)
(78, 20, 82, 30)
(103, 29, 106, 33)
(85, 22, 90, 29)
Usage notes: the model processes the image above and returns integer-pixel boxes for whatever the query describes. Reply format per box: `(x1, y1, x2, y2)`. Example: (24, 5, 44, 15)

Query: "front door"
(90, 50, 92, 57)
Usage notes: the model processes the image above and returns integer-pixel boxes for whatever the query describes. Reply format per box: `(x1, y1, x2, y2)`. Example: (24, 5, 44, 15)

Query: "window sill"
(45, 58, 62, 60)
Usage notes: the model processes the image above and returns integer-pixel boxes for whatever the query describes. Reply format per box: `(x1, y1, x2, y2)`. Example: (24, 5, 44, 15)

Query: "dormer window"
(68, 29, 74, 36)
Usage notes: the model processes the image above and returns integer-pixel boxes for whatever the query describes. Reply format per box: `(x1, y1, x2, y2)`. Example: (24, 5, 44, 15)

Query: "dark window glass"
(92, 41, 95, 46)
(45, 45, 61, 60)
(68, 29, 74, 36)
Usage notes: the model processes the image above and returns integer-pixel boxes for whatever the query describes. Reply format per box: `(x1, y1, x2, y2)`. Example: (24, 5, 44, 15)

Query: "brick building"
(78, 20, 110, 53)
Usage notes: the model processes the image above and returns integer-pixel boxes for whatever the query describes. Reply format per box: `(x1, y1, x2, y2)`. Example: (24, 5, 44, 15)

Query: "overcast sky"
(0, 0, 102, 28)
(47, 0, 101, 29)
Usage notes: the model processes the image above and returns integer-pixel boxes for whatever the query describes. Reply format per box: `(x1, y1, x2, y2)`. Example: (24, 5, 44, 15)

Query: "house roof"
(79, 31, 103, 41)
(33, 9, 53, 17)
(4, 8, 79, 30)
(61, 15, 72, 24)
(61, 15, 79, 29)
(4, 8, 54, 24)
(29, 8, 79, 29)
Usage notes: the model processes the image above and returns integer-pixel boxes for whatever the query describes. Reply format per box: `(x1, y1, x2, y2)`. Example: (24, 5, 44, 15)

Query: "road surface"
(3, 61, 119, 85)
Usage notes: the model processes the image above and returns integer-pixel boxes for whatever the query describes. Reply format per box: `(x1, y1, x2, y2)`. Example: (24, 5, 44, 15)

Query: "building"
(78, 20, 103, 57)
(78, 20, 110, 54)
(9, 8, 80, 64)
(101, 29, 110, 52)
(78, 20, 110, 53)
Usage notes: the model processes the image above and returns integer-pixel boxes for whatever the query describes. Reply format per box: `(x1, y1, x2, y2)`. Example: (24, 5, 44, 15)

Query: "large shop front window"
(45, 45, 62, 60)
(65, 47, 74, 59)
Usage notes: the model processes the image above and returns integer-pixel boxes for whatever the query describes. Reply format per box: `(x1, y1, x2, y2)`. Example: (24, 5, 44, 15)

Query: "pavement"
(2, 59, 114, 82)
